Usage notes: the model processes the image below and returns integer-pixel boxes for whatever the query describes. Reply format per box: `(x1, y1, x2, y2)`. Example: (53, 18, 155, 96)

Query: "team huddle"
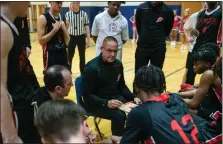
(0, 1, 222, 144)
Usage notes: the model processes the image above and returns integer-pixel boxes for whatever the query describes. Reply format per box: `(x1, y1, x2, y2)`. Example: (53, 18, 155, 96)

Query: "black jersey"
(0, 14, 34, 110)
(194, 6, 222, 51)
(121, 93, 221, 144)
(197, 84, 222, 122)
(43, 12, 66, 52)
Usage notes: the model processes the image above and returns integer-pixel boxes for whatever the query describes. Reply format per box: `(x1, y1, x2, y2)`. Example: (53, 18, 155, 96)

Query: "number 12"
(171, 114, 199, 144)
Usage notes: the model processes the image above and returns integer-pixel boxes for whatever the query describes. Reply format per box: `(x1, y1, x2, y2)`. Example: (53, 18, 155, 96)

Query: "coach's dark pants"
(134, 45, 166, 93)
(68, 34, 86, 74)
(43, 50, 70, 72)
(89, 107, 126, 136)
(185, 52, 196, 85)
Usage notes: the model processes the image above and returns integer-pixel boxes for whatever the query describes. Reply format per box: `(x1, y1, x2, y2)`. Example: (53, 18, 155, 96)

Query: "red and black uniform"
(0, 14, 41, 143)
(197, 83, 222, 124)
(42, 12, 70, 72)
(121, 93, 222, 144)
(186, 6, 222, 85)
(13, 16, 40, 91)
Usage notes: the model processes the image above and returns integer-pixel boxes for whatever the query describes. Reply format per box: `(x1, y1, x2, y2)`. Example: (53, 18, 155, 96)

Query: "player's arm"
(121, 108, 149, 143)
(164, 9, 174, 36)
(91, 16, 98, 44)
(65, 12, 70, 29)
(38, 15, 58, 45)
(24, 17, 31, 49)
(122, 21, 129, 45)
(184, 71, 214, 109)
(1, 21, 22, 143)
(178, 89, 197, 99)
(183, 14, 195, 42)
(61, 21, 70, 45)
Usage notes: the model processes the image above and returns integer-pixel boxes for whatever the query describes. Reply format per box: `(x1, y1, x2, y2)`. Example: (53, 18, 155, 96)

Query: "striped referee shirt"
(65, 10, 89, 36)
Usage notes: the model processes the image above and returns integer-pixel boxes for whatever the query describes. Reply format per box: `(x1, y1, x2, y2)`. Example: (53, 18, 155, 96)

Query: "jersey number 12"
(171, 114, 199, 143)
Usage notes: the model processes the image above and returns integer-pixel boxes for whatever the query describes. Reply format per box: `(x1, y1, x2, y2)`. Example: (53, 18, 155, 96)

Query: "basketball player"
(185, 1, 222, 85)
(121, 65, 222, 144)
(1, 2, 41, 143)
(179, 44, 221, 122)
(14, 16, 40, 91)
(38, 1, 70, 72)
(181, 2, 208, 84)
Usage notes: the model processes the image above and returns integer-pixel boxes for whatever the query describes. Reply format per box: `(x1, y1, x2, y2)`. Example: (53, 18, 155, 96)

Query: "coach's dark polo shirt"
(82, 54, 135, 110)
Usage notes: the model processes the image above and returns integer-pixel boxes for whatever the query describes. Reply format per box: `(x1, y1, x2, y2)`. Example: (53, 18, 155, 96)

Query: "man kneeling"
(82, 36, 141, 142)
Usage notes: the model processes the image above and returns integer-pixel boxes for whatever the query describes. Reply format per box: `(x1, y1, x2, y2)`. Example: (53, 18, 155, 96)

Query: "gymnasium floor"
(29, 33, 200, 137)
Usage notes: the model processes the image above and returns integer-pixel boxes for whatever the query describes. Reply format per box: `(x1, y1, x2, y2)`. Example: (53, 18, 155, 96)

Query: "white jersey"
(91, 10, 129, 52)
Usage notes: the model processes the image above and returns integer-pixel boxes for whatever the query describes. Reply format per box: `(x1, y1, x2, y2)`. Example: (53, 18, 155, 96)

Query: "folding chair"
(74, 75, 103, 140)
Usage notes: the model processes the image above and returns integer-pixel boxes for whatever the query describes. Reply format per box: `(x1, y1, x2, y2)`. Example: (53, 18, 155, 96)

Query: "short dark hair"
(102, 36, 118, 46)
(134, 65, 166, 93)
(192, 43, 218, 66)
(34, 99, 85, 142)
(44, 65, 70, 91)
(108, 1, 125, 4)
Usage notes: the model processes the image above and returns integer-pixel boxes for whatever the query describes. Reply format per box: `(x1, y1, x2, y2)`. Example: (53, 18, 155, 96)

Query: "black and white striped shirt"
(65, 10, 89, 36)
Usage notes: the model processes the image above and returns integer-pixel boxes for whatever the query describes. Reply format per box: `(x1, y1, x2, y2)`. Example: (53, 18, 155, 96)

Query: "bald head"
(44, 65, 71, 92)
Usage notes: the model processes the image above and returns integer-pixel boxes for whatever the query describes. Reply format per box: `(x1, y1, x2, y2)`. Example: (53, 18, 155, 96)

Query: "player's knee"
(113, 110, 126, 122)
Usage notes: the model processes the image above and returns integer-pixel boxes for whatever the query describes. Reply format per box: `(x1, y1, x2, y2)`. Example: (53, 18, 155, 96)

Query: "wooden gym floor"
(29, 33, 200, 137)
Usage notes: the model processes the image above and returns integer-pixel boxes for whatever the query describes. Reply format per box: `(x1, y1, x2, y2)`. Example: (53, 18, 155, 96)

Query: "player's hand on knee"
(52, 21, 61, 32)
(108, 99, 123, 108)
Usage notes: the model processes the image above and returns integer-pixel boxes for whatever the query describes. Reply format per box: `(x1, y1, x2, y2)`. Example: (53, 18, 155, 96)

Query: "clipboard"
(118, 102, 137, 113)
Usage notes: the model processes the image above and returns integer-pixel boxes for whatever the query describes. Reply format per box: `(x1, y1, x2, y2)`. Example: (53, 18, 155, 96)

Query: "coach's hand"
(108, 99, 123, 108)
(52, 21, 61, 32)
(134, 97, 141, 105)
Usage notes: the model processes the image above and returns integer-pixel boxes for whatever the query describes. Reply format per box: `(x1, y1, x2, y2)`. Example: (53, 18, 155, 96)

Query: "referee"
(65, 2, 90, 74)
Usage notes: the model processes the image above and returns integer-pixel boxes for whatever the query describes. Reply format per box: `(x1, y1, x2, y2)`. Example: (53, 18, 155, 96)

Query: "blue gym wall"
(46, 5, 181, 40)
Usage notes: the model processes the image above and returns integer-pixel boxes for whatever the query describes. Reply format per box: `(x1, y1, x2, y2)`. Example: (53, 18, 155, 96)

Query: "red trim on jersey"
(146, 94, 170, 103)
(210, 111, 222, 120)
(217, 22, 222, 44)
(145, 136, 155, 144)
(42, 44, 46, 51)
(43, 50, 48, 70)
(213, 86, 222, 104)
(205, 134, 222, 144)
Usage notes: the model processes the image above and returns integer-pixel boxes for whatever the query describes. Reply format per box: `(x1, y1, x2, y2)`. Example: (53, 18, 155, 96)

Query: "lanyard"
(49, 11, 61, 21)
